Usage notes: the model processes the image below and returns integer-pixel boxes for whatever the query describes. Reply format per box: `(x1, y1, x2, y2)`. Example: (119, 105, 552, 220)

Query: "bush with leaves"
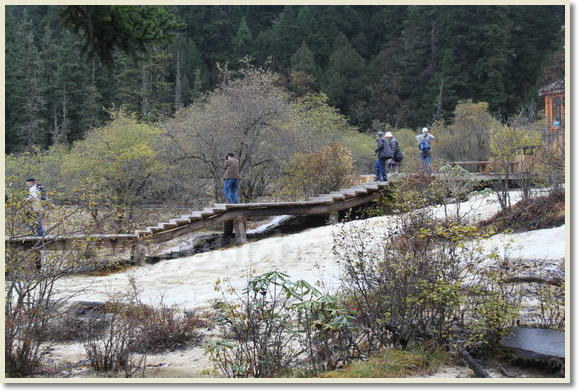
(83, 277, 206, 377)
(276, 142, 356, 200)
(4, 186, 104, 377)
(83, 303, 144, 377)
(536, 281, 565, 330)
(428, 164, 493, 223)
(332, 174, 522, 356)
(478, 190, 564, 233)
(205, 272, 356, 378)
(61, 109, 165, 232)
(488, 117, 542, 210)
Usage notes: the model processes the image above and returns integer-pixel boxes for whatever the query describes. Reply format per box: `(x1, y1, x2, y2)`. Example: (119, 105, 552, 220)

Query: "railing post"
(233, 216, 247, 245)
(130, 239, 147, 265)
(328, 212, 339, 225)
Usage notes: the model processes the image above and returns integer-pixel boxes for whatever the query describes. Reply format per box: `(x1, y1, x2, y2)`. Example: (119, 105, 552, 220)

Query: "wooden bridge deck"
(5, 182, 389, 251)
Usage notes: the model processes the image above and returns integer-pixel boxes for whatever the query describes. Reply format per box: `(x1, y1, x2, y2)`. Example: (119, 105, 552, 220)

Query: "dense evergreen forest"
(5, 5, 564, 154)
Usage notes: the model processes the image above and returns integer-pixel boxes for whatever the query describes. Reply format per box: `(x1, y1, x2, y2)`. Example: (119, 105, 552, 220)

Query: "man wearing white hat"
(416, 127, 435, 174)
(384, 131, 402, 174)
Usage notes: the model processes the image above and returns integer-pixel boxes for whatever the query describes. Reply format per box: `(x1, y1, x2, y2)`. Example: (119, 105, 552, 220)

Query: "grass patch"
(319, 344, 448, 378)
(478, 191, 564, 233)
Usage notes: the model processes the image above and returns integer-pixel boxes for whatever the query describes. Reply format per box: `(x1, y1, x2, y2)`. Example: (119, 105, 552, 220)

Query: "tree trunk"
(174, 50, 183, 112)
(459, 349, 491, 378)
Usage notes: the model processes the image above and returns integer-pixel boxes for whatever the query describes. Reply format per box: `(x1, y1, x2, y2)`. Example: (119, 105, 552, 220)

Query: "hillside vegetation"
(6, 5, 564, 154)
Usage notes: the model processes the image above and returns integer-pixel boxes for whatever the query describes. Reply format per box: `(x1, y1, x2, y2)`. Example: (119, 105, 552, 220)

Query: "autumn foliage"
(276, 142, 356, 200)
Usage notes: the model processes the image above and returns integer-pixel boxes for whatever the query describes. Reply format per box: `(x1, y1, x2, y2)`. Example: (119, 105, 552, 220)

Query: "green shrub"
(478, 191, 565, 233)
(333, 173, 522, 356)
(205, 272, 356, 378)
(275, 142, 356, 200)
(320, 344, 448, 378)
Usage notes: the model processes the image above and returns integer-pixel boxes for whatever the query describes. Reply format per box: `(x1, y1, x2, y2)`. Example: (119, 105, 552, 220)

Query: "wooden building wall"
(543, 92, 565, 152)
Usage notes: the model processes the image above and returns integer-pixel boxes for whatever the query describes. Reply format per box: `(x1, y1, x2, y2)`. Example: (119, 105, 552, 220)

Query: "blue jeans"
(224, 178, 240, 203)
(28, 212, 44, 236)
(374, 158, 387, 181)
(420, 151, 432, 174)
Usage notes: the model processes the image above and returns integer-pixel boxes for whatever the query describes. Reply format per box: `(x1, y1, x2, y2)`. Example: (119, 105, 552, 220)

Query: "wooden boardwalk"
(5, 182, 389, 254)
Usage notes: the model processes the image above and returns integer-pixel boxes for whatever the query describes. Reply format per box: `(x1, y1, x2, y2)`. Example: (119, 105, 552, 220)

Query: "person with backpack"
(416, 127, 435, 174)
(374, 131, 393, 182)
(25, 178, 45, 236)
(385, 131, 403, 174)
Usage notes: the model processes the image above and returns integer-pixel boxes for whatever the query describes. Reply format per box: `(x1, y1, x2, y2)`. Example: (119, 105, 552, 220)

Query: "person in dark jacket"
(223, 153, 241, 203)
(385, 131, 402, 174)
(374, 131, 393, 182)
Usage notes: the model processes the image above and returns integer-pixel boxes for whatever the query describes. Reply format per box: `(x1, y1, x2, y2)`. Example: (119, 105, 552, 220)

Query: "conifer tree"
(321, 33, 368, 117)
(233, 16, 254, 59)
(174, 50, 183, 112)
(14, 16, 47, 150)
(290, 42, 317, 76)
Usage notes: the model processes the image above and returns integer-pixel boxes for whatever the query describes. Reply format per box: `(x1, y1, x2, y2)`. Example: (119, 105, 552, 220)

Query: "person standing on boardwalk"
(416, 127, 435, 174)
(385, 131, 402, 174)
(223, 153, 241, 203)
(25, 178, 45, 236)
(374, 131, 393, 182)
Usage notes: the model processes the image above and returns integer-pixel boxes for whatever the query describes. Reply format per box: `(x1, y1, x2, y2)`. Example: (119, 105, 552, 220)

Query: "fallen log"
(499, 364, 512, 377)
(459, 349, 491, 378)
(504, 276, 564, 287)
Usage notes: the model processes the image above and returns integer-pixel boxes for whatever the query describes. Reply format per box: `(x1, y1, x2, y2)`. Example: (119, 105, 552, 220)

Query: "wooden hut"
(538, 78, 565, 152)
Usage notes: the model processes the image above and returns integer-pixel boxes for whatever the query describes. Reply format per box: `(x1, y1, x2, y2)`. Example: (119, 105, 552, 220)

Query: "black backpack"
(36, 184, 48, 200)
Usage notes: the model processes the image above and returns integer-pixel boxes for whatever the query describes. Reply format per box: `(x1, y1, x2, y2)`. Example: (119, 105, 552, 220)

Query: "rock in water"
(501, 327, 565, 361)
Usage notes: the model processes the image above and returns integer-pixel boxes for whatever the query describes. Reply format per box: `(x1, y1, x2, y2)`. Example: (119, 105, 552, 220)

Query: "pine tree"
(15, 15, 47, 150)
(113, 52, 141, 113)
(268, 6, 302, 68)
(290, 42, 317, 76)
(233, 16, 254, 59)
(175, 50, 183, 112)
(288, 42, 318, 96)
(139, 48, 173, 120)
(190, 68, 203, 103)
(83, 58, 104, 131)
(320, 33, 368, 117)
(60, 5, 184, 66)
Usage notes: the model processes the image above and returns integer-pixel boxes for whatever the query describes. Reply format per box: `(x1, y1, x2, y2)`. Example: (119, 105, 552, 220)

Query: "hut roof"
(538, 78, 565, 96)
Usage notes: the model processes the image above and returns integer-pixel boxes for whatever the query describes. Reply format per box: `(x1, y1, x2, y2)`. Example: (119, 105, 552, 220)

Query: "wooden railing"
(451, 161, 521, 175)
(5, 182, 390, 258)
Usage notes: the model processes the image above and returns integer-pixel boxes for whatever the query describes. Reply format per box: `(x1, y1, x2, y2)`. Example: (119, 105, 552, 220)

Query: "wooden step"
(163, 221, 179, 229)
(357, 183, 379, 191)
(307, 196, 336, 202)
(316, 193, 346, 201)
(170, 218, 190, 227)
(331, 190, 357, 198)
(182, 214, 203, 222)
(150, 222, 170, 233)
(191, 210, 214, 218)
(346, 187, 369, 195)
(203, 206, 227, 215)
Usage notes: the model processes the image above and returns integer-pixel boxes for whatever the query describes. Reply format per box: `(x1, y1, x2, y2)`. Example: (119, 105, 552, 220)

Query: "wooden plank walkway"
(5, 182, 389, 252)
